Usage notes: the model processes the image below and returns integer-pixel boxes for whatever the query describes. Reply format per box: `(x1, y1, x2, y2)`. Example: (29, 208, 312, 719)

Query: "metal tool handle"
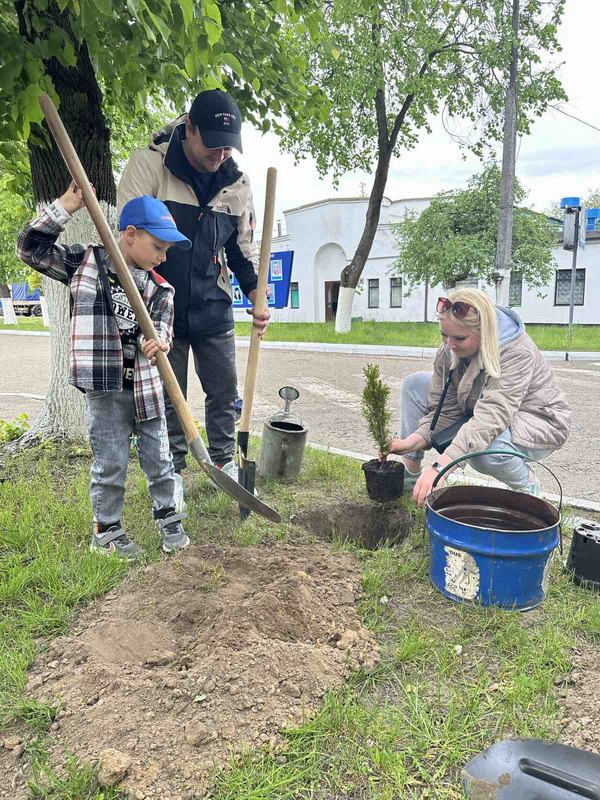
(238, 167, 277, 436)
(431, 449, 564, 514)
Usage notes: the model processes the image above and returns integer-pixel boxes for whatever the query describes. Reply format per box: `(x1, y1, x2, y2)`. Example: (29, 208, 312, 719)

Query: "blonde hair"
(437, 288, 501, 378)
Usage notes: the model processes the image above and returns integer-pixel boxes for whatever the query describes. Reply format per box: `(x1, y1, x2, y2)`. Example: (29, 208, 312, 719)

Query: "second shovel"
(238, 167, 277, 518)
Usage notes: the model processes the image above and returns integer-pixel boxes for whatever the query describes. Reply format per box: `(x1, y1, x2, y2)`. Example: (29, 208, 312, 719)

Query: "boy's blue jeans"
(86, 389, 175, 527)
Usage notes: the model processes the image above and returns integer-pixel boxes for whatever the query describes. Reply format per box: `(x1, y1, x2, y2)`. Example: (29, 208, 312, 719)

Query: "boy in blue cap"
(17, 183, 192, 558)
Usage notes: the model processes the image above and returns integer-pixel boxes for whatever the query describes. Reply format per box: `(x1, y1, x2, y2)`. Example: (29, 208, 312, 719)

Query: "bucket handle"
(431, 449, 564, 551)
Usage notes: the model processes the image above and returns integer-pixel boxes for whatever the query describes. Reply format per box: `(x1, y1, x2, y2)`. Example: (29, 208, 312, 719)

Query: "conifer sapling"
(361, 364, 393, 461)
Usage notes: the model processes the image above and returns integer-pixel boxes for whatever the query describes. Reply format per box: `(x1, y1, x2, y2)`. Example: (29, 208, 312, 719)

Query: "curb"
(2, 329, 600, 361)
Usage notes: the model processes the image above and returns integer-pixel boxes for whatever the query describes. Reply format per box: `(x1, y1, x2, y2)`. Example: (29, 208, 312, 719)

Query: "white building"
(233, 195, 599, 325)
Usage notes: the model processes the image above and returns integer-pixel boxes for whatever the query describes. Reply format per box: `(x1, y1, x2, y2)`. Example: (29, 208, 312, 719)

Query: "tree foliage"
(283, 0, 566, 182)
(392, 164, 556, 289)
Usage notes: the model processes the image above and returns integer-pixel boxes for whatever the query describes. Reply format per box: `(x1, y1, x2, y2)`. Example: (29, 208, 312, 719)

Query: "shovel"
(237, 167, 277, 518)
(38, 93, 281, 524)
(462, 738, 600, 798)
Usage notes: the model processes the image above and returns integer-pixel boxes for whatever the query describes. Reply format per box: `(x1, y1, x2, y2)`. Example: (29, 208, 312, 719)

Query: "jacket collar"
(162, 123, 242, 202)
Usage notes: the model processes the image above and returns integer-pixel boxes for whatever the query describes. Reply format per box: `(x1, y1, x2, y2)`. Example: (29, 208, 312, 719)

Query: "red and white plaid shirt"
(17, 201, 174, 421)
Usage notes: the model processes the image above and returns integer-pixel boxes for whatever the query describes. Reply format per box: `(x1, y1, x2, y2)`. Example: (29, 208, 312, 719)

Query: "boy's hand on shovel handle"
(58, 180, 95, 215)
(142, 337, 169, 365)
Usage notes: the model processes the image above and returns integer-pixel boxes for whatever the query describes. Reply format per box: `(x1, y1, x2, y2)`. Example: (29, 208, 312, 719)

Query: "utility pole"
(495, 0, 519, 306)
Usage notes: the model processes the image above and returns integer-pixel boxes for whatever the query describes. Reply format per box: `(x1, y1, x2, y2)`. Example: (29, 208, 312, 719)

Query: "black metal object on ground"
(462, 738, 600, 798)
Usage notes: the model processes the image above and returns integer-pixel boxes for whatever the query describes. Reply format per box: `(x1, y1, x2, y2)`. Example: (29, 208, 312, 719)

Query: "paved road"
(1, 333, 598, 500)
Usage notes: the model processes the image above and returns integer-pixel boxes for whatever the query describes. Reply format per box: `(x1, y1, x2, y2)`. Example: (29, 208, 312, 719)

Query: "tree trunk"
(15, 0, 115, 444)
(495, 0, 519, 307)
(335, 147, 393, 334)
(0, 284, 18, 325)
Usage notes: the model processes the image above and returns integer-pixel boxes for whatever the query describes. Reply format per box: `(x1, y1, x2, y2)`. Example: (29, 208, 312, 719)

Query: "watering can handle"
(431, 449, 563, 515)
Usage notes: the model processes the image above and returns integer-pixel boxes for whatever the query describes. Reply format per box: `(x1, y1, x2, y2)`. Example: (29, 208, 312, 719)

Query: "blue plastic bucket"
(426, 452, 562, 611)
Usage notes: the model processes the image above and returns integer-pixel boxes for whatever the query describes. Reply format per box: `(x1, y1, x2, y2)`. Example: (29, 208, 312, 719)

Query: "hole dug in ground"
(296, 501, 414, 549)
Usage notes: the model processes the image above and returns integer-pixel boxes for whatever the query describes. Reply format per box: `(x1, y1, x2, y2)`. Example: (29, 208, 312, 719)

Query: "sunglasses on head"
(436, 297, 472, 319)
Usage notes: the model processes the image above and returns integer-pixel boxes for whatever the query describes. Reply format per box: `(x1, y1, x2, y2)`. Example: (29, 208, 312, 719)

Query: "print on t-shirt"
(107, 270, 142, 385)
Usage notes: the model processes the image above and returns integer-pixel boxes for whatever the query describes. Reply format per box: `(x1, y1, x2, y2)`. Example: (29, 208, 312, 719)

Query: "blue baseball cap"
(118, 196, 192, 250)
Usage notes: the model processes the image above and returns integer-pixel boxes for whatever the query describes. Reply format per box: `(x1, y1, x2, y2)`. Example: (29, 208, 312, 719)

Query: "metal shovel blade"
(189, 438, 280, 523)
(462, 738, 600, 798)
(238, 446, 256, 521)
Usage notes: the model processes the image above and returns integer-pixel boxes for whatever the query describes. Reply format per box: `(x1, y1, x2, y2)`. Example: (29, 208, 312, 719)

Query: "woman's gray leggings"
(400, 372, 553, 491)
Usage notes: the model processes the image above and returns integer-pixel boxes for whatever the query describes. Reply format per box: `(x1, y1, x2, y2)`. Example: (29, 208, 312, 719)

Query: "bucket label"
(542, 552, 554, 594)
(444, 546, 479, 600)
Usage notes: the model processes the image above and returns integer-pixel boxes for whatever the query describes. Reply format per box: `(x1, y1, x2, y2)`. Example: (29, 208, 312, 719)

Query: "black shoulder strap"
(429, 369, 454, 434)
(93, 246, 113, 308)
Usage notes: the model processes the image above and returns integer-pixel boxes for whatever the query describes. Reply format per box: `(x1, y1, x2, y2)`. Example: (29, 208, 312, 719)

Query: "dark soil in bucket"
(296, 502, 414, 550)
(362, 458, 405, 502)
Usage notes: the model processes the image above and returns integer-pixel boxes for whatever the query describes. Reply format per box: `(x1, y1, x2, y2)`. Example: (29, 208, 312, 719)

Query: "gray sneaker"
(90, 525, 144, 559)
(155, 511, 190, 553)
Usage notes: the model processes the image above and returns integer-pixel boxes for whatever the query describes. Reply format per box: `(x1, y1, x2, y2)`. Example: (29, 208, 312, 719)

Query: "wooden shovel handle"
(38, 93, 198, 444)
(238, 167, 277, 433)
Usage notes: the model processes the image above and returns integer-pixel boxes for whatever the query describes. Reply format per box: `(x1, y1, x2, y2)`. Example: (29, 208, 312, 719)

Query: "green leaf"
(179, 0, 193, 26)
(192, 694, 207, 703)
(221, 53, 243, 78)
(184, 53, 197, 80)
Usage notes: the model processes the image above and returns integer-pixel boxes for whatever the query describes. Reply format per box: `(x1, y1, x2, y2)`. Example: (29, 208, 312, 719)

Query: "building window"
(509, 272, 523, 307)
(368, 279, 379, 308)
(290, 282, 299, 309)
(390, 277, 402, 308)
(555, 269, 585, 306)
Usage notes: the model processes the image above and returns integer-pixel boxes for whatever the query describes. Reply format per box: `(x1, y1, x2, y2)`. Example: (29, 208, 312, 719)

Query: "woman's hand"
(388, 438, 410, 456)
(142, 336, 169, 365)
(413, 466, 445, 508)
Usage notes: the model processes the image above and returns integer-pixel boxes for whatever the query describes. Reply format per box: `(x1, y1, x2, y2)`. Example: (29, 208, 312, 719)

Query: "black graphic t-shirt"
(107, 268, 145, 387)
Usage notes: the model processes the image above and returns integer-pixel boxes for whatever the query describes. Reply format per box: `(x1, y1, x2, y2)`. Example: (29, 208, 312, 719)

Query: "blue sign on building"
(230, 251, 294, 309)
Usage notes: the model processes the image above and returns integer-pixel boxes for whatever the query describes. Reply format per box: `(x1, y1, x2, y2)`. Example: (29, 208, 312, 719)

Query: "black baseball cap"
(189, 89, 243, 153)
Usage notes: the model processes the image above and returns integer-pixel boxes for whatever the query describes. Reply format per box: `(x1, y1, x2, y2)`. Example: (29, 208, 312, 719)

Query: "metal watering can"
(257, 386, 308, 480)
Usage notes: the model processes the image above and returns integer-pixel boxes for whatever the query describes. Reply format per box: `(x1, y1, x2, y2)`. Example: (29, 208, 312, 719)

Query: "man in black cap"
(118, 89, 269, 508)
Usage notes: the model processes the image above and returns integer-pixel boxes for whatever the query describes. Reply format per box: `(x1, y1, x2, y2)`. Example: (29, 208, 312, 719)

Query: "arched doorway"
(313, 243, 347, 322)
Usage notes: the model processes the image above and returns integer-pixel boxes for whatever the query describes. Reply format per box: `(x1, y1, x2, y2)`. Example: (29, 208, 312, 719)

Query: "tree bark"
(495, 0, 519, 307)
(0, 284, 18, 325)
(14, 0, 116, 443)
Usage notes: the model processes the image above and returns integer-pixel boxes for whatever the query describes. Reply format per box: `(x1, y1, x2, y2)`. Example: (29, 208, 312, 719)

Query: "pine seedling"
(361, 364, 393, 460)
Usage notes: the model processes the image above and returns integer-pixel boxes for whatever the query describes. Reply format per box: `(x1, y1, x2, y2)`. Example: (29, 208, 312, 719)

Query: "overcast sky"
(237, 0, 599, 229)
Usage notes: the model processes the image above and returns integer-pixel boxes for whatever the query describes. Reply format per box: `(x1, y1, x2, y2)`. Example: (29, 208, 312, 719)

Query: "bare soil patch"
(1, 542, 379, 799)
(560, 644, 600, 752)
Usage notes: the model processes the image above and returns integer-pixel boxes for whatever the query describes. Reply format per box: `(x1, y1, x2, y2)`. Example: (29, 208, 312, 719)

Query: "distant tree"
(392, 164, 556, 290)
(283, 0, 566, 333)
(0, 178, 29, 325)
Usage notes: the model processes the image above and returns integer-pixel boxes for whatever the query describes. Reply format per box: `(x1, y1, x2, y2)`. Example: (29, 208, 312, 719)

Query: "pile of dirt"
(3, 543, 379, 799)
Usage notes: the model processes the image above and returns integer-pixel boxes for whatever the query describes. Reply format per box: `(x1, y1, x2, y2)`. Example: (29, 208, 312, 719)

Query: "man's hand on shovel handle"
(246, 289, 270, 338)
(142, 336, 169, 365)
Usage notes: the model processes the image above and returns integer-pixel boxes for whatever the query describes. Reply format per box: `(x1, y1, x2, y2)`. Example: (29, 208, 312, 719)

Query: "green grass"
(2, 440, 600, 797)
(3, 317, 600, 351)
(235, 320, 600, 352)
(0, 317, 48, 332)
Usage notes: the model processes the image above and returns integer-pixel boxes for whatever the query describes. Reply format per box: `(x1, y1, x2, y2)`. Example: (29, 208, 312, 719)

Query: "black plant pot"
(565, 520, 600, 590)
(362, 459, 405, 502)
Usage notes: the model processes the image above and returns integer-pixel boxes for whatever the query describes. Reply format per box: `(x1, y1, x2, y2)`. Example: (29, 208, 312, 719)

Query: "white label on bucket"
(542, 552, 554, 594)
(444, 546, 479, 600)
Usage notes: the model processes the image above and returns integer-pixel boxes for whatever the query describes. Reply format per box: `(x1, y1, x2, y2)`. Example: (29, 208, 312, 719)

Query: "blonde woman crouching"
(389, 288, 572, 507)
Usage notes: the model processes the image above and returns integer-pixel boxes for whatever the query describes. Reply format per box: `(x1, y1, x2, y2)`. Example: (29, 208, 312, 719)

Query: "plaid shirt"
(16, 201, 174, 421)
